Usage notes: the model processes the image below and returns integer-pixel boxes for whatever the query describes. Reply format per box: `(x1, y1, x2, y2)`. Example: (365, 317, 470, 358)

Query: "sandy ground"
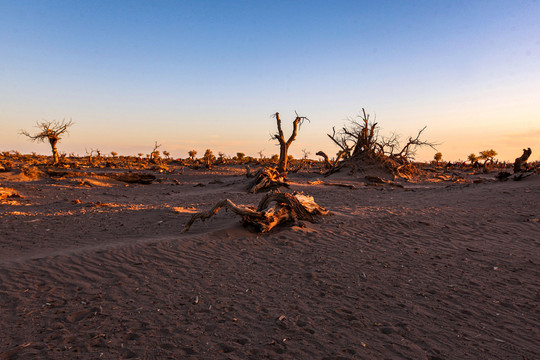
(0, 165, 539, 359)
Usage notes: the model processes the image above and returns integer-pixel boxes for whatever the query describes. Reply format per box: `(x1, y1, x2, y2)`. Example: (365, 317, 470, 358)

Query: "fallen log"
(183, 191, 329, 233)
(513, 164, 540, 181)
(365, 176, 404, 188)
(307, 179, 356, 189)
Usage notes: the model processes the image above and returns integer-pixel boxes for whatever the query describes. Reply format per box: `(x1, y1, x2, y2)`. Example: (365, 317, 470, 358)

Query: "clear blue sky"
(1, 0, 539, 161)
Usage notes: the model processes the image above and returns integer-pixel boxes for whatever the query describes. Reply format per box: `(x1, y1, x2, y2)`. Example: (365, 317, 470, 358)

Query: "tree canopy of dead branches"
(20, 119, 74, 165)
(183, 191, 329, 234)
(317, 109, 437, 178)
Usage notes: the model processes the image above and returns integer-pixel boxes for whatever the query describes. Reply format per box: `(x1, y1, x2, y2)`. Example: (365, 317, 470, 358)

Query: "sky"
(1, 0, 539, 161)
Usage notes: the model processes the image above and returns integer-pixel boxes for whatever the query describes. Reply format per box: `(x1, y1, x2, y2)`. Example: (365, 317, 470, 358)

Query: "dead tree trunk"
(183, 191, 329, 234)
(514, 148, 532, 173)
(273, 112, 308, 174)
(49, 138, 60, 164)
(316, 151, 332, 169)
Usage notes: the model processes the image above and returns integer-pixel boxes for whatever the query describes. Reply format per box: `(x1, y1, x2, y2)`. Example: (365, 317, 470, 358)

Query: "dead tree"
(514, 148, 532, 173)
(183, 191, 329, 233)
(20, 119, 74, 165)
(319, 109, 437, 178)
(316, 150, 348, 173)
(272, 112, 308, 174)
(150, 141, 162, 164)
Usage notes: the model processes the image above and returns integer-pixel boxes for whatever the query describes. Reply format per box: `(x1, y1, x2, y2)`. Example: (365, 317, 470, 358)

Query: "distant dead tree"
(497, 147, 537, 181)
(20, 119, 74, 165)
(272, 112, 309, 174)
(317, 108, 436, 178)
(150, 141, 162, 164)
(514, 147, 532, 173)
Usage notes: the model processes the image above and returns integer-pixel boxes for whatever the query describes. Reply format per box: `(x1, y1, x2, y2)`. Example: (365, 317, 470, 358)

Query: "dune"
(0, 164, 539, 359)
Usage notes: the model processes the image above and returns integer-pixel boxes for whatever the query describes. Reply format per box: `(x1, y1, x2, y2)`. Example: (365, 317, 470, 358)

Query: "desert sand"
(1, 163, 539, 359)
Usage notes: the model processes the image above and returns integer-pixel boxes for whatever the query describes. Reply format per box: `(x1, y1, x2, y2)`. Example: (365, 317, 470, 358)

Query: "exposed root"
(248, 166, 289, 193)
(183, 191, 329, 233)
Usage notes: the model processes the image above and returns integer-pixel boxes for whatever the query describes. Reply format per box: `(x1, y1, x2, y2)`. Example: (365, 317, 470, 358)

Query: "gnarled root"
(248, 166, 289, 193)
(183, 191, 329, 233)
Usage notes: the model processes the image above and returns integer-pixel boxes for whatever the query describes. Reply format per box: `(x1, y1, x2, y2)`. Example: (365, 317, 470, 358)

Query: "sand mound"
(0, 166, 47, 182)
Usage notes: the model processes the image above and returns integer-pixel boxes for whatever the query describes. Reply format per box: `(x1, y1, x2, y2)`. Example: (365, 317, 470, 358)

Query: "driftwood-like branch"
(183, 199, 261, 232)
(316, 151, 332, 169)
(316, 150, 348, 176)
(307, 180, 356, 189)
(183, 191, 329, 233)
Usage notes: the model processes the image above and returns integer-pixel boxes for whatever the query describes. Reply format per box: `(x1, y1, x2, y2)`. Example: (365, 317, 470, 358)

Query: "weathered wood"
(273, 112, 308, 173)
(307, 180, 356, 189)
(248, 166, 289, 193)
(514, 148, 532, 173)
(183, 191, 329, 233)
(513, 164, 540, 181)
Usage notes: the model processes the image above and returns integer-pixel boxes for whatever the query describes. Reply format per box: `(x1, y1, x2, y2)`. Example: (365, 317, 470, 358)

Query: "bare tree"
(20, 119, 74, 165)
(272, 112, 309, 174)
(318, 108, 437, 178)
(150, 141, 162, 164)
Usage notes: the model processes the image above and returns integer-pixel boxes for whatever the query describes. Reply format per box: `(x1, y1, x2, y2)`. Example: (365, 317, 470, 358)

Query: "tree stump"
(514, 148, 532, 173)
(248, 167, 289, 193)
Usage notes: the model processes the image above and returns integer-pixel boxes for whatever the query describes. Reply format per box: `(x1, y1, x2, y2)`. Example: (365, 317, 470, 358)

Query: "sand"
(1, 165, 539, 359)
